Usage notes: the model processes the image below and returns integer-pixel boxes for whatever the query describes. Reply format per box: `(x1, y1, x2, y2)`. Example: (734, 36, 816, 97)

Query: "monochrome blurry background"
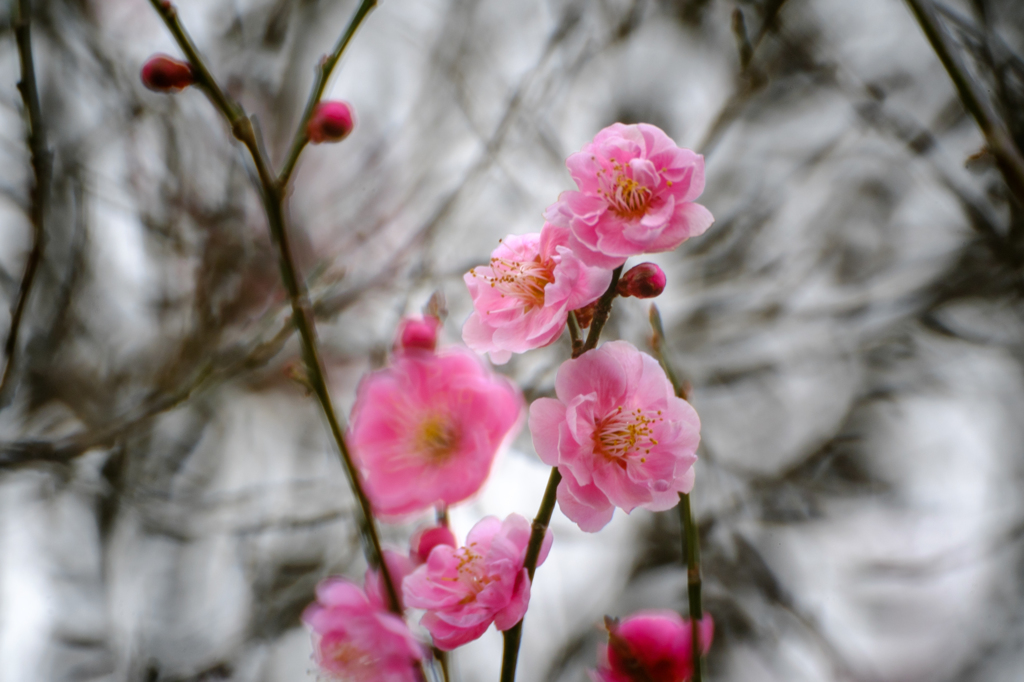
(1, 0, 1023, 680)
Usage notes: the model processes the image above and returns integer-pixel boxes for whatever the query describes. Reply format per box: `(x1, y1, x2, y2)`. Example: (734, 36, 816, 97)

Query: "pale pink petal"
(557, 474, 615, 532)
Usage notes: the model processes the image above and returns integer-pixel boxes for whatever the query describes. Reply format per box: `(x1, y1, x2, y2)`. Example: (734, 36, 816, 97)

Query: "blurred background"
(1, 0, 1023, 680)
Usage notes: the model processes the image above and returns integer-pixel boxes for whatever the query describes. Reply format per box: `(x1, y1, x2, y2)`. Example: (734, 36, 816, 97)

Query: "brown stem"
(146, 0, 402, 616)
(2, 0, 50, 402)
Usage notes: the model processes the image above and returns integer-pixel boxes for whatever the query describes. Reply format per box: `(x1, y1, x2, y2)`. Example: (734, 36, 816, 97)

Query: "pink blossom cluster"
(463, 123, 711, 361)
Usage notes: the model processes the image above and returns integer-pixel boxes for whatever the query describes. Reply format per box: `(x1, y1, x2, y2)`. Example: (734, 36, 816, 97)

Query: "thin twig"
(277, 0, 377, 187)
(904, 0, 1024, 205)
(499, 271, 622, 682)
(2, 0, 51, 401)
(146, 0, 403, 618)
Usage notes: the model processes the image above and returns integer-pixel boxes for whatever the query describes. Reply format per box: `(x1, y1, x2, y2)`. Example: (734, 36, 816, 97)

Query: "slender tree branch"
(500, 270, 623, 682)
(146, 0, 403, 618)
(650, 304, 705, 682)
(2, 0, 51, 401)
(567, 310, 582, 355)
(904, 0, 1024, 205)
(278, 0, 378, 187)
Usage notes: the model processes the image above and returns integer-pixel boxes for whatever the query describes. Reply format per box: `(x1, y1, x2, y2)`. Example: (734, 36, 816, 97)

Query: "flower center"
(594, 406, 663, 465)
(416, 414, 460, 462)
(471, 254, 555, 310)
(323, 639, 377, 680)
(595, 159, 654, 220)
(452, 543, 496, 604)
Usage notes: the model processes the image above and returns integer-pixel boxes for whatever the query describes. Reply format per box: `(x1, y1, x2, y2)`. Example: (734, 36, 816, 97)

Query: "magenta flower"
(395, 314, 441, 354)
(349, 348, 522, 517)
(302, 578, 423, 682)
(548, 123, 714, 268)
(529, 341, 700, 532)
(463, 222, 612, 364)
(402, 514, 554, 650)
(591, 611, 714, 682)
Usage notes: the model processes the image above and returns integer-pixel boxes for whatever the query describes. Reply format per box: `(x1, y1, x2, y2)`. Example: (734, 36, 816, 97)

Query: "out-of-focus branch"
(146, 0, 404, 620)
(277, 0, 377, 187)
(2, 0, 51, 402)
(904, 0, 1024, 206)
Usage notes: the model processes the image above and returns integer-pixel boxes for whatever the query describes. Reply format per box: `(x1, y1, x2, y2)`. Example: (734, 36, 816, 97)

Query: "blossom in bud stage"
(140, 54, 195, 92)
(403, 514, 553, 650)
(411, 525, 458, 563)
(463, 222, 612, 364)
(547, 123, 714, 269)
(617, 262, 667, 299)
(591, 611, 714, 682)
(529, 340, 700, 532)
(349, 343, 522, 518)
(302, 578, 424, 682)
(395, 315, 441, 354)
(307, 101, 356, 143)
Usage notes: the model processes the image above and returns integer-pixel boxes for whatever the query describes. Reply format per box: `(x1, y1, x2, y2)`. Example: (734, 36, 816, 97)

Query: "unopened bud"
(306, 101, 355, 144)
(141, 54, 195, 92)
(411, 526, 457, 563)
(617, 262, 666, 299)
(396, 315, 441, 353)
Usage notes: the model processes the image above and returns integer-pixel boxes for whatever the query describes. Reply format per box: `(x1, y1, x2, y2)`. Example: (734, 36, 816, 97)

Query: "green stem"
(680, 493, 704, 682)
(904, 0, 1024, 206)
(2, 0, 50, 402)
(146, 0, 402, 617)
(567, 310, 582, 356)
(650, 304, 705, 681)
(499, 269, 623, 682)
(277, 0, 378, 187)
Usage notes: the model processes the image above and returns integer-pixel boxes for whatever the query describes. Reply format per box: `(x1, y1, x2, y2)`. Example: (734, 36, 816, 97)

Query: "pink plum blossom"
(547, 123, 714, 268)
(591, 611, 714, 682)
(364, 525, 458, 610)
(529, 340, 700, 532)
(403, 514, 554, 650)
(349, 347, 522, 518)
(302, 578, 423, 682)
(463, 222, 612, 364)
(617, 262, 667, 299)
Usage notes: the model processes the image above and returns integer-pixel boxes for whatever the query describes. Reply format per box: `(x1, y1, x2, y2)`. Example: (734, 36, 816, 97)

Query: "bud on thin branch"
(617, 262, 666, 299)
(307, 101, 356, 144)
(141, 54, 195, 92)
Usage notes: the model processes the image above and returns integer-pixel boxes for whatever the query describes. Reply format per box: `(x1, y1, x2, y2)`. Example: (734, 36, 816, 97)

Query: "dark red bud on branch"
(617, 262, 666, 299)
(307, 101, 356, 144)
(141, 54, 195, 92)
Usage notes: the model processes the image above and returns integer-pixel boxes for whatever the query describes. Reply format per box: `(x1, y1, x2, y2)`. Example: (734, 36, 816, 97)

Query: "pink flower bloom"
(303, 578, 423, 682)
(548, 123, 714, 268)
(591, 611, 714, 682)
(403, 514, 553, 650)
(463, 223, 611, 364)
(350, 348, 522, 517)
(364, 525, 458, 610)
(529, 341, 700, 532)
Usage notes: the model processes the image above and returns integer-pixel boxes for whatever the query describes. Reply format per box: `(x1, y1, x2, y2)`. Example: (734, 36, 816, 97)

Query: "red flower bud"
(396, 315, 441, 353)
(306, 101, 356, 144)
(617, 262, 666, 299)
(140, 54, 195, 92)
(572, 301, 598, 328)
